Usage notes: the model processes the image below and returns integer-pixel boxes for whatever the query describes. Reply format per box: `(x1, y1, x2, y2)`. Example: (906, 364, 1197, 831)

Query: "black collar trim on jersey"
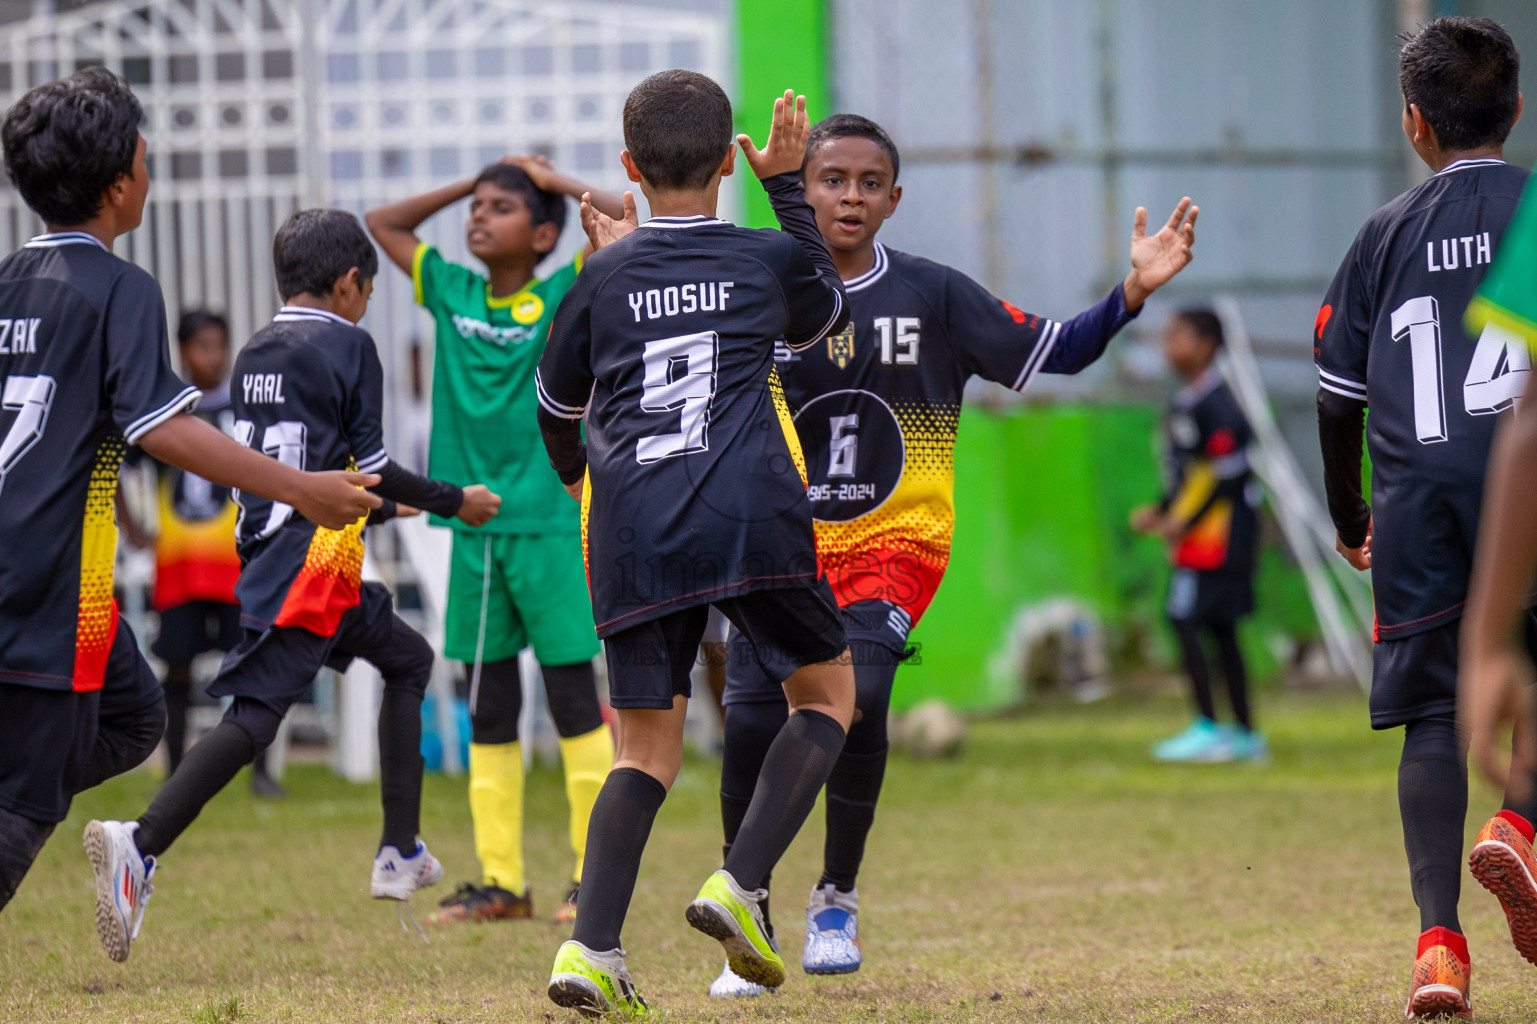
(843, 244, 889, 293)
(273, 305, 355, 326)
(24, 231, 108, 251)
(641, 216, 729, 229)
(1437, 158, 1506, 175)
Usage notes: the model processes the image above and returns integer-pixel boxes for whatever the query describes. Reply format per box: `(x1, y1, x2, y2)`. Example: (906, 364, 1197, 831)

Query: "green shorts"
(445, 531, 599, 666)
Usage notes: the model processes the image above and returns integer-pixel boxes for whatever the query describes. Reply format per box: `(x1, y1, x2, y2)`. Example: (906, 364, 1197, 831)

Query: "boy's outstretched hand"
(1123, 197, 1199, 313)
(581, 190, 639, 252)
(456, 484, 502, 527)
(737, 90, 812, 180)
(293, 472, 383, 531)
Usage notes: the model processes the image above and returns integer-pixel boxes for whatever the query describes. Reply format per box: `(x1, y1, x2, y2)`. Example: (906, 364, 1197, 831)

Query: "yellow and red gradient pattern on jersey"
(768, 367, 808, 488)
(73, 436, 124, 692)
(152, 478, 240, 611)
(816, 399, 960, 623)
(273, 513, 366, 637)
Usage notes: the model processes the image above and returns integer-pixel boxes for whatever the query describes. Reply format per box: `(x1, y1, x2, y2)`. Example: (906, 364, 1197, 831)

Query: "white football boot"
(371, 841, 444, 900)
(83, 819, 155, 963)
(802, 883, 862, 974)
(708, 956, 777, 998)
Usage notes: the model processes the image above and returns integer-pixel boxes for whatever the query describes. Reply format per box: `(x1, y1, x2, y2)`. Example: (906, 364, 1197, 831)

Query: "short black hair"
(623, 70, 733, 190)
(1, 67, 142, 226)
(1174, 308, 1224, 348)
(1399, 17, 1521, 151)
(177, 309, 229, 346)
(272, 209, 379, 300)
(804, 114, 901, 183)
(473, 163, 568, 239)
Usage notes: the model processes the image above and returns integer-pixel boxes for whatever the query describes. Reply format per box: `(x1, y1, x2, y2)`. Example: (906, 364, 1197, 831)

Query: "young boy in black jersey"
(1133, 310, 1263, 766)
(600, 113, 1193, 993)
(1314, 17, 1530, 1017)
(84, 209, 502, 963)
(535, 73, 855, 1016)
(0, 69, 379, 918)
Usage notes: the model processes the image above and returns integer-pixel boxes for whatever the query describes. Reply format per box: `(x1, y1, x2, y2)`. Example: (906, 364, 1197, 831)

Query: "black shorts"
(1371, 612, 1537, 729)
(206, 582, 396, 713)
(152, 599, 242, 665)
(0, 616, 162, 823)
(1167, 568, 1254, 626)
(722, 598, 911, 705)
(603, 578, 847, 711)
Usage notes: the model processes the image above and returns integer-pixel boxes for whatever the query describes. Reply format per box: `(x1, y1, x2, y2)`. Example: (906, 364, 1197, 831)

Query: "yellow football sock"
(468, 741, 525, 893)
(558, 725, 614, 882)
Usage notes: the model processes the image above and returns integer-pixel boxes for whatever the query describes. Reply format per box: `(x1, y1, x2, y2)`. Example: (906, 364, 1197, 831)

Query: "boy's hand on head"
(294, 471, 383, 530)
(736, 90, 812, 180)
(456, 484, 502, 527)
(1123, 197, 1198, 312)
(582, 190, 638, 251)
(501, 154, 558, 190)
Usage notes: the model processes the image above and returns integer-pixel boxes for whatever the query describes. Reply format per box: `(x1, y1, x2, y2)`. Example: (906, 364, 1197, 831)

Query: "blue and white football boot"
(83, 819, 155, 963)
(802, 883, 862, 975)
(371, 841, 444, 900)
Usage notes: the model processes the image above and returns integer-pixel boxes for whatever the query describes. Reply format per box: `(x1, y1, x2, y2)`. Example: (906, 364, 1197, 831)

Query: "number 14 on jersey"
(1393, 294, 1530, 445)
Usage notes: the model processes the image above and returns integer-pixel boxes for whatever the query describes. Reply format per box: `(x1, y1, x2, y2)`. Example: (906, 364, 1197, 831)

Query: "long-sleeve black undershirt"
(370, 459, 464, 520)
(1317, 387, 1371, 549)
(538, 406, 587, 486)
(759, 171, 851, 345)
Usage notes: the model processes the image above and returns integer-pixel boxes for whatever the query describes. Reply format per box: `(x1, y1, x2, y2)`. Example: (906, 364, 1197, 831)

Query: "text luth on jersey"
(1427, 232, 1493, 272)
(0, 318, 41, 354)
(242, 372, 286, 404)
(627, 282, 734, 322)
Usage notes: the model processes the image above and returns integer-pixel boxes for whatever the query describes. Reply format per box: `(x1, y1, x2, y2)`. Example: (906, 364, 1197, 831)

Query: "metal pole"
(972, 0, 1002, 293)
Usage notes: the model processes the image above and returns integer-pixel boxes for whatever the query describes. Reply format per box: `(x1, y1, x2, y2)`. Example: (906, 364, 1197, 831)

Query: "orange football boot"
(1469, 811, 1537, 966)
(1405, 927, 1472, 1020)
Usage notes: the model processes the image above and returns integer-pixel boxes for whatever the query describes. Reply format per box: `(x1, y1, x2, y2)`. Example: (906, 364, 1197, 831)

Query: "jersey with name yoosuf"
(0, 232, 200, 692)
(537, 214, 845, 636)
(1316, 158, 1531, 640)
(230, 306, 392, 636)
(772, 243, 1075, 626)
(413, 243, 580, 534)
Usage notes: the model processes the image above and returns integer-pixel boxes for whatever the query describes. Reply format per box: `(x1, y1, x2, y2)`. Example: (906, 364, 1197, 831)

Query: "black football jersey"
(1160, 370, 1258, 574)
(537, 214, 846, 636)
(772, 243, 1133, 623)
(230, 306, 391, 636)
(0, 232, 199, 692)
(1316, 158, 1530, 639)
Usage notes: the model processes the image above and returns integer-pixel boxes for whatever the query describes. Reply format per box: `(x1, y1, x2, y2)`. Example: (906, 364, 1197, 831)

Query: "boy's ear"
(619, 150, 644, 184)
(531, 220, 561, 256)
(885, 183, 903, 219)
(334, 267, 362, 298)
(719, 146, 735, 179)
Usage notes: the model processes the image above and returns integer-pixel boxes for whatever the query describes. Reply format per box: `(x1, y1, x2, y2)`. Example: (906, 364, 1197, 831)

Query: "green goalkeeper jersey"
(1468, 176, 1537, 348)
(413, 242, 582, 533)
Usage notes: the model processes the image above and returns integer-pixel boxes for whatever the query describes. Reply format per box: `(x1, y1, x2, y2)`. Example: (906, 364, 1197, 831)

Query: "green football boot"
(685, 869, 785, 988)
(547, 940, 650, 1019)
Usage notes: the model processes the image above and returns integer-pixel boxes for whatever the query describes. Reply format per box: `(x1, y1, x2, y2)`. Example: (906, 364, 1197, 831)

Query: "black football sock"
(820, 747, 887, 891)
(570, 767, 667, 951)
(163, 666, 193, 773)
(0, 806, 55, 912)
(720, 699, 787, 935)
(1171, 618, 1217, 721)
(1211, 623, 1253, 730)
(1399, 715, 1467, 933)
(378, 684, 426, 852)
(134, 720, 257, 858)
(722, 709, 846, 894)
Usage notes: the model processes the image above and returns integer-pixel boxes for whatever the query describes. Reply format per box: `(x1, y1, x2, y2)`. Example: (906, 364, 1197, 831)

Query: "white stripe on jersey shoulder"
(273, 305, 355, 326)
(1436, 158, 1507, 175)
(1318, 367, 1367, 394)
(1319, 376, 1368, 402)
(535, 368, 588, 419)
(640, 216, 730, 230)
(1012, 319, 1061, 392)
(843, 244, 890, 293)
(125, 385, 202, 445)
(354, 448, 390, 473)
(25, 231, 108, 251)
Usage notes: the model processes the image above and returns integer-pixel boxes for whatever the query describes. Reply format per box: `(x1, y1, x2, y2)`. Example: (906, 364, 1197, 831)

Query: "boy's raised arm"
(364, 180, 478, 274)
(139, 413, 380, 531)
(507, 154, 626, 220)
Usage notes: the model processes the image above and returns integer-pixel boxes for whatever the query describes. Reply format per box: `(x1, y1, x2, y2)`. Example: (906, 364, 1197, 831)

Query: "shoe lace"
(394, 901, 430, 945)
(129, 857, 156, 941)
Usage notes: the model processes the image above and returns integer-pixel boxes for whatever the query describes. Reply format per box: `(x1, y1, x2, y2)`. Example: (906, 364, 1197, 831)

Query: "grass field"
(3, 688, 1535, 1022)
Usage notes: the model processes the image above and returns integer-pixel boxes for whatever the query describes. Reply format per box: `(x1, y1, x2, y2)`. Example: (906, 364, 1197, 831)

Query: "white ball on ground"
(898, 699, 966, 759)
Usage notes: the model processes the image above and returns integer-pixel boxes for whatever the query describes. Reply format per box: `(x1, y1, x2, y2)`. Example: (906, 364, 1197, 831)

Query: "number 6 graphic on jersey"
(636, 330, 718, 464)
(1392, 294, 1530, 445)
(0, 374, 56, 500)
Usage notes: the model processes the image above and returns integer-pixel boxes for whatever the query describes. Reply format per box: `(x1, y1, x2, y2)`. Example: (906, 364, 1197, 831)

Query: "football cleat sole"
(686, 897, 786, 989)
(804, 959, 861, 976)
(548, 974, 609, 1019)
(1406, 982, 1472, 1020)
(83, 821, 129, 963)
(1470, 838, 1537, 966)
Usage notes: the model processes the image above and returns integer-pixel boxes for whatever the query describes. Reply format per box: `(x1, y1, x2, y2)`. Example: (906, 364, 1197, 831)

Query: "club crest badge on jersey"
(826, 324, 855, 369)
(511, 293, 545, 326)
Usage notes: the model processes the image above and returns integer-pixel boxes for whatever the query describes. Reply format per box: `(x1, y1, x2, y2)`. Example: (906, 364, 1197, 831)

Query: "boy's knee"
(222, 698, 284, 749)
(541, 661, 604, 738)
